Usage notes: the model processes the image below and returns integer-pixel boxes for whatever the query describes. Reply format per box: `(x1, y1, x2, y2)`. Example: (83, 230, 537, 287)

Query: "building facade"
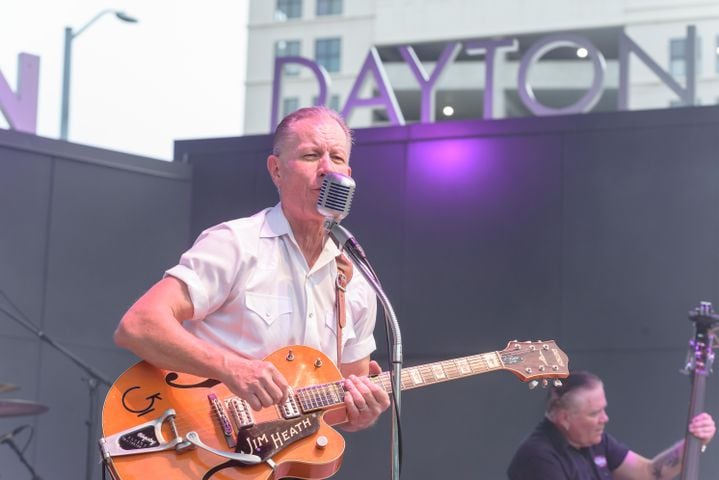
(244, 0, 719, 134)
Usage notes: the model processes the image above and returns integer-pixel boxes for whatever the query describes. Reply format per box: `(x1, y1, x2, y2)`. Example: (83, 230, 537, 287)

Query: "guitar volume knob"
(316, 435, 329, 449)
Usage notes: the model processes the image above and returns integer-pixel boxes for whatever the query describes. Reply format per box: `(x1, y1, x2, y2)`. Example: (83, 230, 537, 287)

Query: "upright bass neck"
(679, 302, 719, 480)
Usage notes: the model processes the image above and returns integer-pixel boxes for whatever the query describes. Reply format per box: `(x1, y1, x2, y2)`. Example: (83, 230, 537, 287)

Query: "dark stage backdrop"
(0, 129, 192, 480)
(175, 105, 719, 480)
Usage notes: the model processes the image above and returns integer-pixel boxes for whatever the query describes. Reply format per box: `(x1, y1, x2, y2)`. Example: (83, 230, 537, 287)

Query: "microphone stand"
(0, 291, 112, 480)
(327, 222, 403, 480)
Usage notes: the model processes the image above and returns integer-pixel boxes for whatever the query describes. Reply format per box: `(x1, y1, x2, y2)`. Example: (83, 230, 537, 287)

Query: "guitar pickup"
(280, 388, 300, 419)
(226, 397, 255, 429)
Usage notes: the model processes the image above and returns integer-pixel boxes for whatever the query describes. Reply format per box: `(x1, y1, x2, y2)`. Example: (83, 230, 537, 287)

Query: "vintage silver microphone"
(317, 172, 355, 226)
(316, 173, 368, 262)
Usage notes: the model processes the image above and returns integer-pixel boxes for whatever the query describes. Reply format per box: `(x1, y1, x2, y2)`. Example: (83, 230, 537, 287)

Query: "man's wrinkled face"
(268, 115, 351, 224)
(562, 384, 609, 448)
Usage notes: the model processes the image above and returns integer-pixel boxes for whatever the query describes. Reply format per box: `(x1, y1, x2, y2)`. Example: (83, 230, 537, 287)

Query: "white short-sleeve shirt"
(165, 203, 377, 366)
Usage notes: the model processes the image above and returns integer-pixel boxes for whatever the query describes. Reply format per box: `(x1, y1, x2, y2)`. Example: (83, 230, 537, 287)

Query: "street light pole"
(60, 26, 73, 141)
(59, 10, 137, 141)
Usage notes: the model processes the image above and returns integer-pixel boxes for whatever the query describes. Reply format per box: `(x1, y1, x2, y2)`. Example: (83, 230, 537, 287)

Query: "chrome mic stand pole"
(327, 222, 403, 480)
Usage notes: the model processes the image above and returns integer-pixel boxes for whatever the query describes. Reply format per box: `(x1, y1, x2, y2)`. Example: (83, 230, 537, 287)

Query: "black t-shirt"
(507, 418, 629, 480)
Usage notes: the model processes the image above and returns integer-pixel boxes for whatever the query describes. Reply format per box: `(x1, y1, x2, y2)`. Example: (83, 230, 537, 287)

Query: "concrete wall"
(0, 129, 192, 480)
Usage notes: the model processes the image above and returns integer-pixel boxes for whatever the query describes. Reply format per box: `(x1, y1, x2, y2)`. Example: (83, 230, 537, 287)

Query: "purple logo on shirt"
(594, 455, 608, 468)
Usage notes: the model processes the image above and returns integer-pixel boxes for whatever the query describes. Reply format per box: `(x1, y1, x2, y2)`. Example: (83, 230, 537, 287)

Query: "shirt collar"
(260, 203, 292, 238)
(542, 418, 599, 457)
(261, 202, 343, 270)
(541, 417, 578, 452)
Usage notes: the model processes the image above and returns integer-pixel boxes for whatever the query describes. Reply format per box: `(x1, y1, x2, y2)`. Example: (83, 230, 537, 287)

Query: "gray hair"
(271, 106, 353, 156)
(546, 370, 602, 417)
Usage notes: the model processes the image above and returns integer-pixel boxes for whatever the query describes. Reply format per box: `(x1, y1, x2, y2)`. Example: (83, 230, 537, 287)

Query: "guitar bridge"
(98, 408, 188, 459)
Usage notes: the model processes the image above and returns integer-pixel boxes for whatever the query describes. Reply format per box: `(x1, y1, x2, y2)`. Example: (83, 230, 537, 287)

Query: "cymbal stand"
(0, 290, 112, 480)
(1, 435, 42, 480)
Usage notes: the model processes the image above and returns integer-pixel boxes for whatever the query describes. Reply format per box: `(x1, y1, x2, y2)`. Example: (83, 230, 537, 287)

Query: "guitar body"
(101, 346, 346, 480)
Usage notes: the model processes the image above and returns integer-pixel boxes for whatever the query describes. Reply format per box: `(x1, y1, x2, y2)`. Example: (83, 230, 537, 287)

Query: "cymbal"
(0, 383, 18, 394)
(0, 399, 48, 417)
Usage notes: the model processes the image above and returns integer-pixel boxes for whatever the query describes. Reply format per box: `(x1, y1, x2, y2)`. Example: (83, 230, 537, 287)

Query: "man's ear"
(267, 154, 281, 186)
(555, 409, 571, 431)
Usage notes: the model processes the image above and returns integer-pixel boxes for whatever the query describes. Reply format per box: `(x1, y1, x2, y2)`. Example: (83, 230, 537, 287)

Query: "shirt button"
(309, 312, 314, 318)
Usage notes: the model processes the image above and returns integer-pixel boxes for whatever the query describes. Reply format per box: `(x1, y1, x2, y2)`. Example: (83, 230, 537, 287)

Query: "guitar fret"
(382, 375, 392, 392)
(444, 359, 465, 378)
(319, 385, 329, 407)
(301, 387, 316, 411)
(311, 386, 322, 409)
(407, 367, 424, 385)
(483, 352, 501, 369)
(300, 388, 310, 411)
(430, 363, 446, 381)
(329, 383, 343, 405)
(455, 358, 472, 375)
(373, 373, 392, 393)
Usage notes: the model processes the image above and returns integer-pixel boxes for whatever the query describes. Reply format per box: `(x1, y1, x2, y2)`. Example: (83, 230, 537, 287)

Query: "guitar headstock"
(499, 340, 569, 385)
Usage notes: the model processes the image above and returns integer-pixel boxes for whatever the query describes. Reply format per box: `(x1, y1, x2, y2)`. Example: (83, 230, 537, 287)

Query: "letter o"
(518, 34, 606, 116)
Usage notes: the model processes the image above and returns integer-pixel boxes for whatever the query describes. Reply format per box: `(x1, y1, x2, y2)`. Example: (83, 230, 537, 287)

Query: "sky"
(1, 0, 249, 160)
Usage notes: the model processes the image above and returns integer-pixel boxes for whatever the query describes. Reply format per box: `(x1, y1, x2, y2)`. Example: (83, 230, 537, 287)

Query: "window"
(282, 97, 300, 117)
(317, 0, 342, 16)
(275, 40, 301, 76)
(715, 36, 719, 74)
(315, 38, 341, 73)
(275, 0, 302, 21)
(669, 37, 701, 77)
(313, 94, 341, 112)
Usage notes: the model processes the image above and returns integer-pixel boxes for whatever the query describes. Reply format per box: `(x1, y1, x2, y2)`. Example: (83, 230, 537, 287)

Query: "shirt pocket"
(245, 292, 293, 326)
(324, 311, 357, 343)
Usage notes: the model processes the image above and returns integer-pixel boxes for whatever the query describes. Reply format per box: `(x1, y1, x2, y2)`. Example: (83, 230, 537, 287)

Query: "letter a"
(341, 47, 404, 126)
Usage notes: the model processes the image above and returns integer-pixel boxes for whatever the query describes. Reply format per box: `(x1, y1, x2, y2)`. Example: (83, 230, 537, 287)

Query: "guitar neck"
(374, 351, 504, 393)
(293, 350, 504, 412)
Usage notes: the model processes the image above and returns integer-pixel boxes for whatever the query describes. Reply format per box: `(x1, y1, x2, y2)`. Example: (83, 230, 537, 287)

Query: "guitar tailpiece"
(98, 408, 186, 458)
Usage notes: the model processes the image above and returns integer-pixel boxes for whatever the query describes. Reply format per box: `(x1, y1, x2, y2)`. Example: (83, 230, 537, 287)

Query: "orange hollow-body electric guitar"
(100, 341, 569, 479)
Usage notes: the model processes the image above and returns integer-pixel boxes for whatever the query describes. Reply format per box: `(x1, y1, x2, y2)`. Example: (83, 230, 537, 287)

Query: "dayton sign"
(270, 26, 699, 131)
(0, 27, 699, 136)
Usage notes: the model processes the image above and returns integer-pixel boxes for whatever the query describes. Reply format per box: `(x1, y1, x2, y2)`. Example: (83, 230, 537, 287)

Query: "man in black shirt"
(507, 371, 715, 480)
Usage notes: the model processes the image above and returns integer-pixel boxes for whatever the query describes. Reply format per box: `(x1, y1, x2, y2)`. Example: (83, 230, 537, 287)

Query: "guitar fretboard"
(294, 351, 504, 412)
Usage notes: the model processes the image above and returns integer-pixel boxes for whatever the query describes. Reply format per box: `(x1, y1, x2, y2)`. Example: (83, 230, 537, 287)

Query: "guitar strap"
(335, 253, 352, 366)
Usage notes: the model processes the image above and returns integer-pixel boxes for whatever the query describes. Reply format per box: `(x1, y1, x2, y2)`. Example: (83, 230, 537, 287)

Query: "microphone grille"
(317, 173, 355, 221)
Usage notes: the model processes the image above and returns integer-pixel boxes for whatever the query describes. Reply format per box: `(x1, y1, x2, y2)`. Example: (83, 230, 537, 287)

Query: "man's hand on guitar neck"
(339, 360, 391, 432)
